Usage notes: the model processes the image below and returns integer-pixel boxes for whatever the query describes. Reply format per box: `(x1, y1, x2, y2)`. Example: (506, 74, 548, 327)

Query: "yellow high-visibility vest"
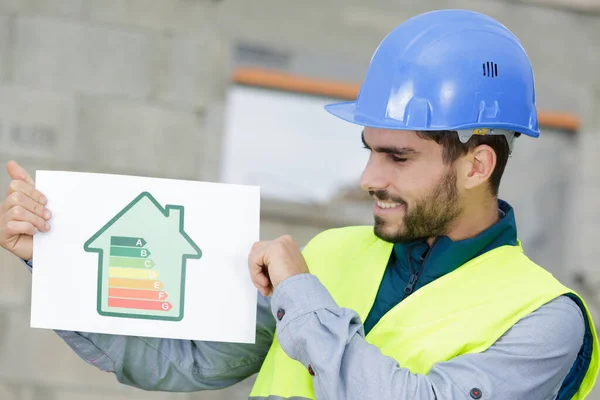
(250, 226, 599, 399)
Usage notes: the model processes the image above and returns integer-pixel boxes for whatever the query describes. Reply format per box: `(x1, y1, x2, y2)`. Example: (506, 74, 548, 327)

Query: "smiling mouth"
(376, 201, 402, 209)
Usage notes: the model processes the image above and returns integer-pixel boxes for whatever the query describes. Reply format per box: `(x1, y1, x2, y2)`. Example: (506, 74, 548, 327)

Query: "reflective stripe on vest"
(250, 226, 599, 399)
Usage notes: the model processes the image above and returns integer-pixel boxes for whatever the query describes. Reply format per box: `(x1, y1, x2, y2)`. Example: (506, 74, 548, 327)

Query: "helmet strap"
(456, 129, 516, 156)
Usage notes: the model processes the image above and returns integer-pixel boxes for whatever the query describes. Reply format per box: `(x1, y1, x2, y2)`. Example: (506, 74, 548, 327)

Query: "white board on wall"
(220, 85, 368, 204)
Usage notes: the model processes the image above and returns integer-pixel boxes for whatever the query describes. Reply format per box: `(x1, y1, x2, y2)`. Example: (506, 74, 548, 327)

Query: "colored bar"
(109, 256, 155, 268)
(110, 246, 151, 258)
(108, 278, 163, 290)
(110, 236, 146, 247)
(109, 267, 159, 280)
(108, 288, 168, 301)
(108, 298, 172, 311)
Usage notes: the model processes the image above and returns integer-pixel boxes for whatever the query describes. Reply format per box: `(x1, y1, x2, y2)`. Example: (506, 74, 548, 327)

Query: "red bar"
(108, 297, 172, 311)
(108, 288, 168, 301)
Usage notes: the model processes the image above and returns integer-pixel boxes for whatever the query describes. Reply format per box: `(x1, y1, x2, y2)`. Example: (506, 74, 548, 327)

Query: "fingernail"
(44, 210, 51, 219)
(45, 222, 50, 231)
(40, 196, 47, 205)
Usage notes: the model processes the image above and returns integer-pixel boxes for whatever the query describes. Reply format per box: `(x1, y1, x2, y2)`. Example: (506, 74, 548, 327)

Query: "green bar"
(109, 246, 151, 258)
(110, 236, 146, 247)
(109, 256, 155, 268)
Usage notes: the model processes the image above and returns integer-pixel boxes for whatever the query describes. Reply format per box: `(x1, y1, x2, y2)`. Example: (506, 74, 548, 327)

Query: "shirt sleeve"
(271, 273, 585, 400)
(57, 290, 276, 391)
(26, 256, 275, 392)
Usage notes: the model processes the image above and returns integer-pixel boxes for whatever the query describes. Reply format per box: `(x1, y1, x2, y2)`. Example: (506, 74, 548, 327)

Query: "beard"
(372, 167, 461, 243)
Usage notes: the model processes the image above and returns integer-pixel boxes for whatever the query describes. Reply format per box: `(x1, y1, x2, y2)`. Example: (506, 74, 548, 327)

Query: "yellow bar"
(109, 267, 159, 280)
(108, 278, 163, 290)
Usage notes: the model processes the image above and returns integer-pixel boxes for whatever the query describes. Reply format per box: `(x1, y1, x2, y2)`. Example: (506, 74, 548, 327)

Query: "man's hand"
(0, 160, 51, 260)
(248, 235, 309, 296)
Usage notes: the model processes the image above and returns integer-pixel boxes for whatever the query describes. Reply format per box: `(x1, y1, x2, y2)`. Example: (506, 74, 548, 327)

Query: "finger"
(262, 270, 273, 296)
(4, 220, 38, 236)
(248, 248, 271, 287)
(251, 240, 269, 252)
(7, 205, 50, 232)
(7, 179, 47, 206)
(252, 274, 271, 297)
(4, 191, 51, 220)
(253, 274, 272, 297)
(6, 160, 35, 186)
(250, 263, 271, 289)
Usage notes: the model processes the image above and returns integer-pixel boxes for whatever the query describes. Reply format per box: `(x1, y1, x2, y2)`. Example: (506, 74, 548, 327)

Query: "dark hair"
(415, 130, 514, 197)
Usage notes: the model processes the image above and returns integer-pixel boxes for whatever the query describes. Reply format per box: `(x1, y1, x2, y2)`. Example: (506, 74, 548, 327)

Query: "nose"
(360, 153, 390, 193)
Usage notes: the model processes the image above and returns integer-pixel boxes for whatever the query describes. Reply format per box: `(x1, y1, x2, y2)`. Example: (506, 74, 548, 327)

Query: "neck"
(427, 196, 499, 246)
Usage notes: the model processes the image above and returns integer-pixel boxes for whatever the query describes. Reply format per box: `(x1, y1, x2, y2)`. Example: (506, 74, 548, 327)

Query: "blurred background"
(0, 0, 599, 399)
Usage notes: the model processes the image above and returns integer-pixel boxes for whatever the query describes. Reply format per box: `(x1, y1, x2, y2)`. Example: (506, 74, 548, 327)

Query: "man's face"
(360, 128, 463, 243)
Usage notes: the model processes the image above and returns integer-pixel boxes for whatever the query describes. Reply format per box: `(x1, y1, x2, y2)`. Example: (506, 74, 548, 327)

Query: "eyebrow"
(361, 130, 420, 156)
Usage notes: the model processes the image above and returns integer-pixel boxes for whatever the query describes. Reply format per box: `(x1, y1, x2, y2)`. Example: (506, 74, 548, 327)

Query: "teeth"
(377, 201, 401, 209)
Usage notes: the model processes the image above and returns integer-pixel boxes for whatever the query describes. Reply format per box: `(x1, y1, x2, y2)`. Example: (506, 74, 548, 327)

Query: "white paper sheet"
(30, 170, 260, 343)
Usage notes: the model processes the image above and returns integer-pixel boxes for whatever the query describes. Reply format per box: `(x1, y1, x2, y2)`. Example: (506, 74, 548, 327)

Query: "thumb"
(6, 160, 34, 186)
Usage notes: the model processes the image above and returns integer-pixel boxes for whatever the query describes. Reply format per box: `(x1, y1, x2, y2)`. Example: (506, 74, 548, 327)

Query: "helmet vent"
(483, 62, 498, 78)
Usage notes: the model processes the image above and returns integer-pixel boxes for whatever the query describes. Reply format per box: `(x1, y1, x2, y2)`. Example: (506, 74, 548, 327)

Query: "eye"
(390, 155, 408, 163)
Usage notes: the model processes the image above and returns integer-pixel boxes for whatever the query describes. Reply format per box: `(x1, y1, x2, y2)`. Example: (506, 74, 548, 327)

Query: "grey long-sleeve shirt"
(24, 261, 584, 399)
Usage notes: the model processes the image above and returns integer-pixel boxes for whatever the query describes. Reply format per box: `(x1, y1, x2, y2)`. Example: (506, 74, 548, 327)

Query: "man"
(0, 9, 598, 400)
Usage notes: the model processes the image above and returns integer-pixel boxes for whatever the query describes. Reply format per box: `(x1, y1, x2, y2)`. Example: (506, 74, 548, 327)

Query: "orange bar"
(233, 67, 581, 131)
(233, 67, 360, 101)
(538, 110, 580, 131)
(108, 288, 168, 301)
(108, 278, 163, 290)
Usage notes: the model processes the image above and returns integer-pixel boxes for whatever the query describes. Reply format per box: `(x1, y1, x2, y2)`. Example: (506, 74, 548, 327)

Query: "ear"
(461, 145, 496, 190)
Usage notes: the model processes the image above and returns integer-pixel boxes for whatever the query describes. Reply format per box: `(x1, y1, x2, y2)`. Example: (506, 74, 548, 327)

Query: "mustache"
(369, 190, 406, 205)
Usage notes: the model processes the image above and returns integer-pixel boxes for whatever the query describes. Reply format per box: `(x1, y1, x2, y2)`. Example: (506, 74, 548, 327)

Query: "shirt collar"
(392, 199, 518, 281)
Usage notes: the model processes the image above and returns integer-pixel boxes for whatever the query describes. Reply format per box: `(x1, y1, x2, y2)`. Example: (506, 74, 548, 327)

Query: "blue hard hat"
(325, 9, 539, 141)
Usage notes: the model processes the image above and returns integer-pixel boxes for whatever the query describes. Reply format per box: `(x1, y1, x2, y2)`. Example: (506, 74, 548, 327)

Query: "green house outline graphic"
(83, 191, 202, 322)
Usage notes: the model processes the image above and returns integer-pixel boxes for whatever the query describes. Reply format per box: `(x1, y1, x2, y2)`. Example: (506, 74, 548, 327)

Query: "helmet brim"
(324, 101, 540, 138)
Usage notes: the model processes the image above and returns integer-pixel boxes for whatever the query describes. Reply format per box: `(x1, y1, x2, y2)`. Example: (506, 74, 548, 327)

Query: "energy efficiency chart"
(84, 192, 202, 321)
(107, 236, 170, 311)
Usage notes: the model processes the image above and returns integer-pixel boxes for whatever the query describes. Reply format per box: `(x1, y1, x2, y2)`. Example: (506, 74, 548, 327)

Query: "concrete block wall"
(0, 0, 598, 399)
(0, 1, 241, 398)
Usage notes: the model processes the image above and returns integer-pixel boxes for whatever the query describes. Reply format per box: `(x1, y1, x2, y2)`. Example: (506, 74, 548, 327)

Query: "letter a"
(136, 239, 143, 247)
